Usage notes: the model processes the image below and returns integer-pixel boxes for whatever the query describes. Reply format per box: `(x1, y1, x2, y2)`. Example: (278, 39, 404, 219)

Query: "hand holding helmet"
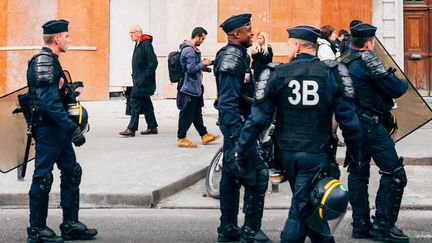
(70, 126, 86, 147)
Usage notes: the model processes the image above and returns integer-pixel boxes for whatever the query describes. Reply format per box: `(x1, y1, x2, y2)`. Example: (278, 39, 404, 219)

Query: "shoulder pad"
(335, 63, 355, 100)
(219, 46, 245, 75)
(33, 54, 56, 87)
(339, 50, 361, 65)
(321, 59, 339, 68)
(254, 63, 281, 103)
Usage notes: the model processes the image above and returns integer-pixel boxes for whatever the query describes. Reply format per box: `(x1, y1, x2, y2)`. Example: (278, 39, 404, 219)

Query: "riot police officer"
(26, 19, 97, 242)
(214, 13, 271, 243)
(341, 23, 409, 242)
(233, 25, 362, 242)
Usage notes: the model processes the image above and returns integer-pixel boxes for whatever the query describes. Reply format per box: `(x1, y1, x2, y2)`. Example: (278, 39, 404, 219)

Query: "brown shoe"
(140, 128, 158, 135)
(201, 133, 220, 145)
(177, 138, 198, 148)
(119, 128, 135, 137)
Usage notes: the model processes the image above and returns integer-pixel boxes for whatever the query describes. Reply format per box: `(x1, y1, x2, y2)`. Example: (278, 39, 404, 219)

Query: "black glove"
(361, 50, 391, 80)
(225, 152, 256, 187)
(343, 150, 361, 172)
(70, 126, 86, 147)
(70, 81, 84, 90)
(66, 81, 84, 99)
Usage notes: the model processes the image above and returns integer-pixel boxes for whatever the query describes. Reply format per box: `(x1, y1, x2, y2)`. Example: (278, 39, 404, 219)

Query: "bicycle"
(205, 121, 284, 199)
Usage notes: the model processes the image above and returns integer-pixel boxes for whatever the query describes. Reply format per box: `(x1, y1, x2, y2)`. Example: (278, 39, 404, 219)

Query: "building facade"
(0, 0, 413, 100)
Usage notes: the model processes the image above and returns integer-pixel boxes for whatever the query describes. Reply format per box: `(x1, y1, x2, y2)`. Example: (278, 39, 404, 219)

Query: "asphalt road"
(1, 208, 431, 242)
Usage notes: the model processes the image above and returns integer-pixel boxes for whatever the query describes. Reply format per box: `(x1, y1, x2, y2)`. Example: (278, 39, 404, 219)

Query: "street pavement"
(0, 98, 431, 210)
(1, 208, 432, 242)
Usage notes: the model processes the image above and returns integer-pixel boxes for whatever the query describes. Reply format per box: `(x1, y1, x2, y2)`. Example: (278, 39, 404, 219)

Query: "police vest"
(273, 61, 332, 152)
(341, 52, 391, 115)
(27, 50, 72, 125)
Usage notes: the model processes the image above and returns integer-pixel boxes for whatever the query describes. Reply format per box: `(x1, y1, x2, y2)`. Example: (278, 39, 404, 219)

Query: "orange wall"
(58, 0, 110, 101)
(218, 0, 372, 43)
(0, 0, 109, 100)
(0, 0, 7, 95)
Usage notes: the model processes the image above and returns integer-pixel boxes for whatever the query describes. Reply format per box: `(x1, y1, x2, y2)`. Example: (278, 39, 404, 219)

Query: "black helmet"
(68, 102, 89, 135)
(307, 177, 349, 236)
(382, 111, 398, 137)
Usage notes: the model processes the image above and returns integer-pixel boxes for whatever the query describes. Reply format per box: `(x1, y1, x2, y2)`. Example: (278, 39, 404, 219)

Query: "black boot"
(217, 224, 241, 242)
(369, 219, 409, 243)
(60, 221, 98, 240)
(351, 219, 371, 239)
(240, 226, 272, 243)
(27, 226, 64, 243)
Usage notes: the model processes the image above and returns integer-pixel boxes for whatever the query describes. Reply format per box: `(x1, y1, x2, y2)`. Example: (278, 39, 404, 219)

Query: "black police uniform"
(214, 14, 271, 243)
(26, 19, 97, 242)
(341, 23, 409, 242)
(235, 25, 362, 243)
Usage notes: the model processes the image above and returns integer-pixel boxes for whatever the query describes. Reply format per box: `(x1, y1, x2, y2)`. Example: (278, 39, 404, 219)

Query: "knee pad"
(379, 158, 407, 191)
(71, 163, 82, 187)
(33, 172, 54, 194)
(255, 168, 269, 194)
(391, 165, 407, 190)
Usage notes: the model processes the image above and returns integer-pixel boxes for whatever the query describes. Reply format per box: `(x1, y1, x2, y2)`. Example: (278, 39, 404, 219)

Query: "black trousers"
(127, 96, 158, 131)
(177, 95, 207, 139)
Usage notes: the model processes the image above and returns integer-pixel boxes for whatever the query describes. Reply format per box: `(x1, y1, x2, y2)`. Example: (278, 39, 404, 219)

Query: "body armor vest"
(27, 50, 72, 125)
(341, 52, 392, 115)
(273, 61, 332, 152)
(215, 45, 253, 114)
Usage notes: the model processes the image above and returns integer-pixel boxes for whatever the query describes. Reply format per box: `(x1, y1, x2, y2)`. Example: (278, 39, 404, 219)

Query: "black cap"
(350, 23, 376, 38)
(220, 13, 251, 33)
(42, 19, 69, 34)
(287, 25, 320, 43)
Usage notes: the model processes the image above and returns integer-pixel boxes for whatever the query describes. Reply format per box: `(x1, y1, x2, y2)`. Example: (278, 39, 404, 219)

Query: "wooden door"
(404, 0, 431, 96)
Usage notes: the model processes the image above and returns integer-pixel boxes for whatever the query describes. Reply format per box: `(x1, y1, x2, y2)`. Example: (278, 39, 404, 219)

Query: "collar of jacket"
(183, 40, 200, 54)
(292, 53, 319, 63)
(317, 37, 331, 46)
(41, 47, 58, 57)
(138, 34, 152, 43)
(227, 41, 247, 55)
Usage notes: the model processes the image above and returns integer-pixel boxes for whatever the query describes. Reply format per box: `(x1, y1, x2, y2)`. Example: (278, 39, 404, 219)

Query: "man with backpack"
(176, 27, 220, 148)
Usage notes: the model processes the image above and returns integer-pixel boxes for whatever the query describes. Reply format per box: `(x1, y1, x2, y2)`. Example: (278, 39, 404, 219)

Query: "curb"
(0, 166, 209, 208)
(151, 166, 209, 207)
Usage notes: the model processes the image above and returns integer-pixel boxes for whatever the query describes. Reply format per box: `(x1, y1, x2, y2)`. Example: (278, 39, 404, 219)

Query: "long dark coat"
(131, 34, 158, 97)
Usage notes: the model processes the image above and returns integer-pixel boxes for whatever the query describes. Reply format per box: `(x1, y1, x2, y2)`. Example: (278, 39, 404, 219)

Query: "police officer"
(341, 23, 409, 242)
(26, 19, 97, 242)
(233, 25, 362, 242)
(214, 13, 271, 243)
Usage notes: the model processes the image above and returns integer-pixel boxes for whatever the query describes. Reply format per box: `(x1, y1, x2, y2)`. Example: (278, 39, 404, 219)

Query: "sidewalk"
(0, 98, 431, 209)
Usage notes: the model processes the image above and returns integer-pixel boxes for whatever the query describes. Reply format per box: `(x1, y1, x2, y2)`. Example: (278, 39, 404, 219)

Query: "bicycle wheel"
(205, 146, 223, 199)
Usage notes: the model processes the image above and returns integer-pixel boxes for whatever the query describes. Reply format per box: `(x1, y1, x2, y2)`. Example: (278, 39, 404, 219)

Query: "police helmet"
(307, 177, 349, 236)
(383, 111, 398, 137)
(68, 102, 90, 135)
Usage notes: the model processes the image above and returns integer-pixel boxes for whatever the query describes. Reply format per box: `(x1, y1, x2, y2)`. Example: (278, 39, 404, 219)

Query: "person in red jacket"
(119, 24, 159, 137)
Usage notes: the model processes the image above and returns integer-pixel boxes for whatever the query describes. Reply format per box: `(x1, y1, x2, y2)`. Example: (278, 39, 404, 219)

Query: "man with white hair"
(119, 24, 159, 137)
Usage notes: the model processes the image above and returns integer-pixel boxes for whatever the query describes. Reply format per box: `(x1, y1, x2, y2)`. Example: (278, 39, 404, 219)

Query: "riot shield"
(339, 38, 432, 142)
(0, 87, 35, 173)
(373, 38, 432, 142)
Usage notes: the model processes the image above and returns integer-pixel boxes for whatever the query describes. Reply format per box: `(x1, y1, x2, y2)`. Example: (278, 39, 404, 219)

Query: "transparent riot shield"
(339, 38, 432, 142)
(373, 38, 432, 142)
(0, 87, 35, 173)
